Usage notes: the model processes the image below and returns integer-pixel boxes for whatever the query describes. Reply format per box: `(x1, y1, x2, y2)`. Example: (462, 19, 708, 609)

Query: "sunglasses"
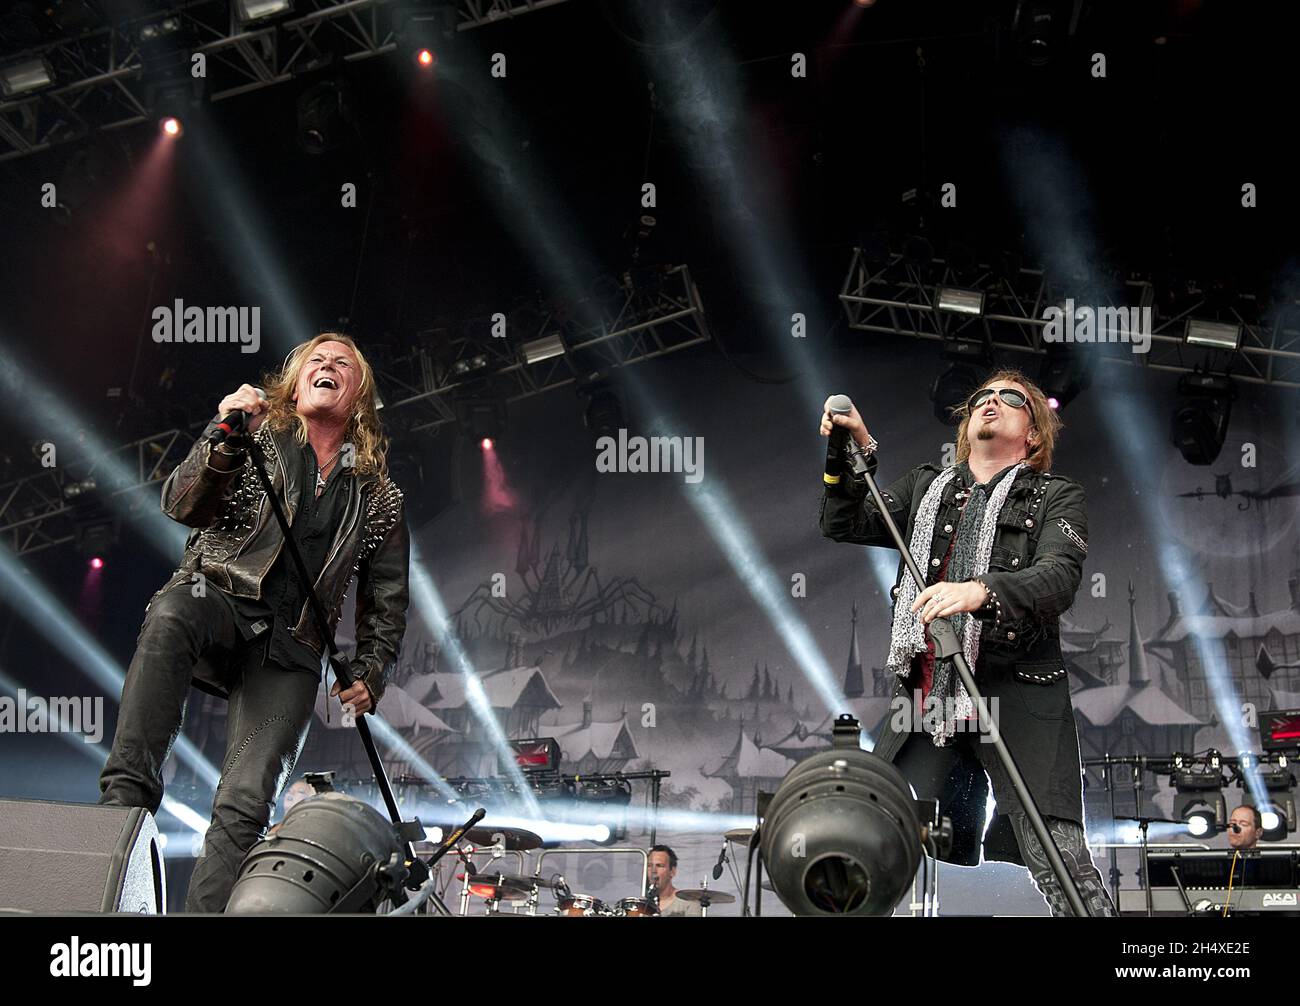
(968, 387, 1029, 411)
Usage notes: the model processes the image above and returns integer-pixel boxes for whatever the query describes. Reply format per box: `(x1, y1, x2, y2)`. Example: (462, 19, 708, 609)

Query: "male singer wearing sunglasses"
(818, 369, 1115, 916)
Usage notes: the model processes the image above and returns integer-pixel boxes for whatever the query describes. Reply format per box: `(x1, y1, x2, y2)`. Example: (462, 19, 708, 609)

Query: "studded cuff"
(973, 577, 1002, 625)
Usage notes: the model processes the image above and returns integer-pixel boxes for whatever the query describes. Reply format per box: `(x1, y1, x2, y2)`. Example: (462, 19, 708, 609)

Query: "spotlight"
(520, 334, 565, 365)
(1173, 751, 1227, 837)
(0, 57, 53, 98)
(138, 16, 182, 43)
(88, 557, 104, 571)
(235, 0, 294, 24)
(936, 287, 985, 316)
(296, 80, 358, 155)
(930, 340, 988, 425)
(160, 116, 182, 137)
(450, 354, 490, 377)
(1037, 341, 1094, 413)
(760, 714, 922, 916)
(579, 374, 624, 439)
(457, 399, 506, 445)
(225, 793, 405, 913)
(1184, 318, 1241, 351)
(1170, 371, 1234, 466)
(62, 477, 98, 501)
(416, 48, 435, 68)
(1241, 756, 1297, 841)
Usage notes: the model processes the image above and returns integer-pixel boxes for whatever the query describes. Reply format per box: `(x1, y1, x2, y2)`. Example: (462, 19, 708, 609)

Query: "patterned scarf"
(886, 462, 1025, 745)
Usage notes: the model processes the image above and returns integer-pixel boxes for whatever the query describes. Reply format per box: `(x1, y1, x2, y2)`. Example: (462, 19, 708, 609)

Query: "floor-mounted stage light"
(1170, 371, 1235, 466)
(225, 793, 405, 913)
(1173, 751, 1227, 838)
(759, 714, 922, 916)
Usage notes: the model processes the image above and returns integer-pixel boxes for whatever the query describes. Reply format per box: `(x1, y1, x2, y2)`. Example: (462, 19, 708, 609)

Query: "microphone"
(824, 394, 854, 485)
(711, 838, 729, 881)
(210, 387, 268, 445)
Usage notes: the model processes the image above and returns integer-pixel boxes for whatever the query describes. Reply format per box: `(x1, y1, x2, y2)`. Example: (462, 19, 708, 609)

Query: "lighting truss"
(839, 247, 1300, 388)
(377, 263, 711, 433)
(0, 0, 574, 162)
(0, 428, 194, 555)
(0, 264, 708, 554)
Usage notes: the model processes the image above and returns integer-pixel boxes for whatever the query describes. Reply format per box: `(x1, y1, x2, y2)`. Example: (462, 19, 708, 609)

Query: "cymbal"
(674, 889, 736, 904)
(458, 826, 544, 850)
(724, 828, 754, 843)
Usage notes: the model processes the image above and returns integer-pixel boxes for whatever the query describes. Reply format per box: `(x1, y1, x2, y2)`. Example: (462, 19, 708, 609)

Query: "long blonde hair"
(261, 332, 388, 477)
(952, 367, 1061, 473)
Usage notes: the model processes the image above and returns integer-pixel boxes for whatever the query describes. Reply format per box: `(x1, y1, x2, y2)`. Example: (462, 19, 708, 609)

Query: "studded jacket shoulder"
(158, 417, 410, 706)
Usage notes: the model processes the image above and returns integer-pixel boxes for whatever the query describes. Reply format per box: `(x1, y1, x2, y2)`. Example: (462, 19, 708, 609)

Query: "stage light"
(138, 17, 182, 42)
(930, 356, 986, 425)
(936, 287, 985, 316)
(296, 80, 358, 155)
(760, 715, 922, 915)
(88, 557, 104, 570)
(580, 375, 624, 439)
(1184, 318, 1242, 351)
(1170, 371, 1234, 466)
(457, 399, 506, 444)
(236, 0, 294, 24)
(1047, 396, 1060, 410)
(481, 437, 494, 450)
(1174, 752, 1227, 837)
(0, 57, 53, 98)
(1037, 340, 1094, 412)
(1241, 756, 1297, 841)
(520, 334, 565, 365)
(225, 793, 404, 913)
(61, 477, 97, 500)
(416, 48, 435, 68)
(161, 116, 182, 137)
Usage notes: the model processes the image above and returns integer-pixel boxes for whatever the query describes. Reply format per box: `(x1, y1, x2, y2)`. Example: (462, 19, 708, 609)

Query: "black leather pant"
(896, 730, 1117, 917)
(98, 581, 319, 912)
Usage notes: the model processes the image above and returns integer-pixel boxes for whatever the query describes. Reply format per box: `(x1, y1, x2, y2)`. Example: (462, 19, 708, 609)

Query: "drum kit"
(442, 825, 741, 917)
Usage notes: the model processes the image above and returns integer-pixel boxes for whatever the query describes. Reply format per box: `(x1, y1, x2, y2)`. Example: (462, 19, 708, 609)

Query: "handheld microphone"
(824, 394, 854, 485)
(210, 387, 268, 445)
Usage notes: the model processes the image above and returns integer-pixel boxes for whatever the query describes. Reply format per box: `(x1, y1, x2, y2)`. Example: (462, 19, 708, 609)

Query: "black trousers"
(896, 730, 1116, 916)
(98, 581, 319, 912)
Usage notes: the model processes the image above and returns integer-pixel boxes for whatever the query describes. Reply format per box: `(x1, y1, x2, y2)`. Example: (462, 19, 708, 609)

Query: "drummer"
(647, 845, 702, 917)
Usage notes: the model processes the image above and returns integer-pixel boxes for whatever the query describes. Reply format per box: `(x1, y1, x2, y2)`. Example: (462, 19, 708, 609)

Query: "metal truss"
(0, 264, 709, 554)
(0, 428, 194, 555)
(0, 0, 572, 163)
(457, 0, 574, 31)
(377, 263, 712, 433)
(839, 247, 1300, 389)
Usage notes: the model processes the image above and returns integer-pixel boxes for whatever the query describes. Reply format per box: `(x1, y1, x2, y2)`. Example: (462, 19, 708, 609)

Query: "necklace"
(315, 448, 342, 494)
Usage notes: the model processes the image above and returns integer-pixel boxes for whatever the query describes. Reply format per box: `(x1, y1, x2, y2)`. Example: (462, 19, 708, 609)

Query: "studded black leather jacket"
(156, 417, 410, 706)
(820, 451, 1089, 667)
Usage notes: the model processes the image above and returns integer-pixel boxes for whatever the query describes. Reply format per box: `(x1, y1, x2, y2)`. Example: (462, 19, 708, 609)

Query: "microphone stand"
(842, 440, 1091, 917)
(237, 423, 443, 909)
